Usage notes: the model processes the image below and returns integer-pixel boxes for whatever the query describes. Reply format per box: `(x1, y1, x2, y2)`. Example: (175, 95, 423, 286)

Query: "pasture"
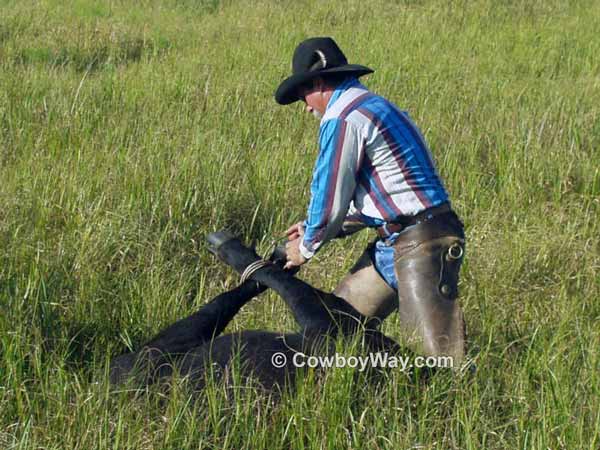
(1, 0, 599, 448)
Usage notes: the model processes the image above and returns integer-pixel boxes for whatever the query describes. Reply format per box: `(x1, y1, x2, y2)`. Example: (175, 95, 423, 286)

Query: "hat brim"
(275, 64, 374, 105)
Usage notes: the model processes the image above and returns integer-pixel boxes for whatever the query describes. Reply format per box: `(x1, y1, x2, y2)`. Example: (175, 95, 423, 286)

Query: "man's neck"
(325, 77, 362, 111)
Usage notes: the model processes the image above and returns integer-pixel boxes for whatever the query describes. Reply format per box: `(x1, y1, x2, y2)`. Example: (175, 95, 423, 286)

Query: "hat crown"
(275, 36, 373, 105)
(291, 37, 348, 75)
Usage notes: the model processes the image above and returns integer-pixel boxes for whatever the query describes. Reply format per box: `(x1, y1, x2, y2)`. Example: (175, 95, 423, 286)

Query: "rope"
(240, 259, 272, 284)
(239, 234, 290, 284)
(265, 234, 289, 260)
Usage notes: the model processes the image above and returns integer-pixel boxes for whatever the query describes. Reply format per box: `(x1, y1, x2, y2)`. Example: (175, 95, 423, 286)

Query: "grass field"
(1, 0, 599, 448)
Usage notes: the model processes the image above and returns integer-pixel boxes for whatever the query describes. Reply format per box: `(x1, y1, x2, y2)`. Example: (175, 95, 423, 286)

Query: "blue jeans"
(369, 232, 402, 290)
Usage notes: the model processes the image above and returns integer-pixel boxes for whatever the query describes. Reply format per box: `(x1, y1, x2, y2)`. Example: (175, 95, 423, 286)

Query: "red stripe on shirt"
(358, 108, 431, 211)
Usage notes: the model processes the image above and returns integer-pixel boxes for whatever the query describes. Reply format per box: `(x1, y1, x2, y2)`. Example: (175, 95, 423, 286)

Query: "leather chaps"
(334, 212, 466, 364)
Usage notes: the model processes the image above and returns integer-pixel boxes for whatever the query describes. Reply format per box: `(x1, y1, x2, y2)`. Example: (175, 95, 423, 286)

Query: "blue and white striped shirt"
(299, 77, 449, 259)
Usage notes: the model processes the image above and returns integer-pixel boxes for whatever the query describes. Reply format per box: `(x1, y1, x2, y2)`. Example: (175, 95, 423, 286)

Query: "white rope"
(240, 259, 272, 284)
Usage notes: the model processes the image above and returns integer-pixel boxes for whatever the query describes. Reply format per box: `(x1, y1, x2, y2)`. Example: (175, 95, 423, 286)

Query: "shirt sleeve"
(334, 201, 369, 238)
(299, 118, 363, 259)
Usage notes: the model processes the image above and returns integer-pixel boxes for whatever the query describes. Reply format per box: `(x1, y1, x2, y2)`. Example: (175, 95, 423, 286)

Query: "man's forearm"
(335, 218, 367, 238)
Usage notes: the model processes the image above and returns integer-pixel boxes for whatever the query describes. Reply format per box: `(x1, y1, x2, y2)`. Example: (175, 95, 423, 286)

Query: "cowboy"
(275, 37, 467, 363)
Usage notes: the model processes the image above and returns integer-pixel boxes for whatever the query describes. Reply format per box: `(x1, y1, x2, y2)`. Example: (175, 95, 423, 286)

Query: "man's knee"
(334, 249, 398, 324)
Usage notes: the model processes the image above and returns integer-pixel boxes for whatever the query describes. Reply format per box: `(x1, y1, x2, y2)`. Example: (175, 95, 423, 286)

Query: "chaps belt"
(376, 203, 453, 238)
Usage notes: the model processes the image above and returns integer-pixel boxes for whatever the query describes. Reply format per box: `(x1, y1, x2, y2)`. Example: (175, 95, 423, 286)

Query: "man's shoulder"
(322, 84, 373, 122)
(323, 87, 402, 125)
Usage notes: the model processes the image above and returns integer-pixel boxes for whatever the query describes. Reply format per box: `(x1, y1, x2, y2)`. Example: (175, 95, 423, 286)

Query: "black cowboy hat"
(275, 37, 374, 105)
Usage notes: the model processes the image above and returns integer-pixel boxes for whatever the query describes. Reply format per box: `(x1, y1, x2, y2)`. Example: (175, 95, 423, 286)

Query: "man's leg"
(392, 213, 466, 364)
(333, 244, 399, 325)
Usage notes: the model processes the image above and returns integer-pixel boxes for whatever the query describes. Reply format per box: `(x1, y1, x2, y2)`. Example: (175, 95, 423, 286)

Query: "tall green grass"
(1, 0, 599, 448)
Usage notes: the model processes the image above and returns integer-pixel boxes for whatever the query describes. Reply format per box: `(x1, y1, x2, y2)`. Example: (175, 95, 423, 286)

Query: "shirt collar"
(325, 77, 362, 112)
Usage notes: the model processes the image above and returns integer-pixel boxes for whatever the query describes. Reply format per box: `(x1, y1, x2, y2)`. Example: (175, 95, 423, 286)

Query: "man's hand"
(284, 222, 308, 269)
(285, 221, 305, 241)
(284, 238, 307, 269)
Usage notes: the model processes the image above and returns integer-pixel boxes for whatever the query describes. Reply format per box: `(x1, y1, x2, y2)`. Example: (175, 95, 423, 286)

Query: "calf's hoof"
(109, 352, 138, 385)
(206, 231, 237, 255)
(206, 231, 261, 273)
(207, 231, 300, 277)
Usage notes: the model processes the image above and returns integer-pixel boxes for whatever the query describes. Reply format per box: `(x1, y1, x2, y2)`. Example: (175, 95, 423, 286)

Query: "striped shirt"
(299, 77, 449, 259)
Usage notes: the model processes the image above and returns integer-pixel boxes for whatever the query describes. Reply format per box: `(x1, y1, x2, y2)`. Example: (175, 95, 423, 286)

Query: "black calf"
(109, 233, 404, 391)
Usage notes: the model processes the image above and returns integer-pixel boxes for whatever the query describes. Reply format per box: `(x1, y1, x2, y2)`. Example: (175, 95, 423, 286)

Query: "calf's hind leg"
(109, 280, 266, 385)
(207, 232, 368, 335)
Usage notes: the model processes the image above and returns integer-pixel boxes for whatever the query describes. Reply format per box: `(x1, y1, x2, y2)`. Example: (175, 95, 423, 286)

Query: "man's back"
(318, 78, 449, 227)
